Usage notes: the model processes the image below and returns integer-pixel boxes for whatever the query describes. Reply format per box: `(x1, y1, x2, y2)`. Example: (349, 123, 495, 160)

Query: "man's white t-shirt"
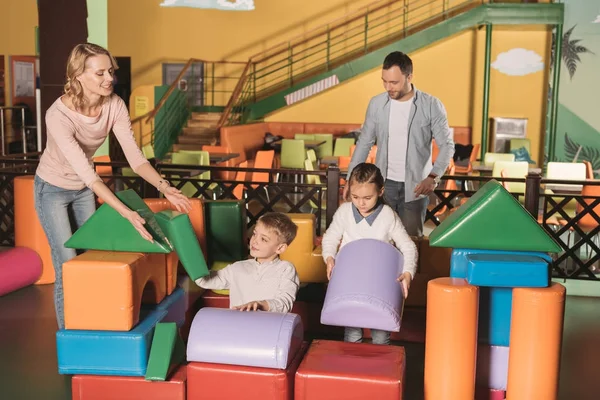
(387, 98, 413, 182)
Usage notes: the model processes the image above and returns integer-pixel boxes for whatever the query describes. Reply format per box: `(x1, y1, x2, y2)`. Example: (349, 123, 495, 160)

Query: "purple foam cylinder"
(187, 307, 303, 369)
(476, 344, 510, 390)
(320, 238, 405, 332)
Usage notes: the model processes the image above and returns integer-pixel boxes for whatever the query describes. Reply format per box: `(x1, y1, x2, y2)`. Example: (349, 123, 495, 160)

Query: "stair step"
(172, 143, 215, 152)
(187, 120, 219, 128)
(191, 112, 222, 121)
(182, 126, 219, 136)
(178, 135, 217, 145)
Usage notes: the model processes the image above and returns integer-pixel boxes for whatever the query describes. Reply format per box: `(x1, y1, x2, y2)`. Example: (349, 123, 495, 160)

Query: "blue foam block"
(154, 286, 186, 327)
(466, 253, 550, 288)
(450, 249, 550, 347)
(56, 309, 167, 376)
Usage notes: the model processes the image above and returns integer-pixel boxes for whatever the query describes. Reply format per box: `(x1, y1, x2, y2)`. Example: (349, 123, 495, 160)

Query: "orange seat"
(13, 175, 55, 284)
(93, 155, 112, 176)
(63, 251, 166, 331)
(202, 145, 234, 180)
(233, 161, 248, 200)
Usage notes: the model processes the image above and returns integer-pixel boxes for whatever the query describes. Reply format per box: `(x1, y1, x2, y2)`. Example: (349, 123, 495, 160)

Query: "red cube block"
(295, 340, 406, 400)
(199, 290, 230, 308)
(71, 365, 186, 400)
(187, 342, 308, 400)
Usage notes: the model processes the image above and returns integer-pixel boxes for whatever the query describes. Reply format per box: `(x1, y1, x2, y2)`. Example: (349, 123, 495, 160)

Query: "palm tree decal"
(557, 25, 594, 80)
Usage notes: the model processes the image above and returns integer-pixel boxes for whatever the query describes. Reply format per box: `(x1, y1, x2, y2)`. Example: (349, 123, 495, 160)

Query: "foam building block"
(145, 323, 185, 381)
(146, 252, 178, 296)
(280, 213, 327, 283)
(476, 388, 506, 400)
(187, 343, 308, 400)
(144, 286, 186, 327)
(429, 180, 562, 253)
(476, 345, 509, 391)
(187, 307, 303, 369)
(65, 190, 172, 253)
(204, 200, 248, 264)
(295, 340, 406, 400)
(57, 309, 167, 376)
(466, 253, 551, 288)
(63, 251, 166, 331)
(71, 365, 186, 400)
(450, 249, 551, 346)
(0, 247, 42, 296)
(154, 210, 209, 280)
(321, 239, 405, 332)
(13, 175, 55, 284)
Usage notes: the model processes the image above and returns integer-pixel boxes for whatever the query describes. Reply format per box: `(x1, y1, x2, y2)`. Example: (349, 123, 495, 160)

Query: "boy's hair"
(257, 212, 298, 245)
(383, 51, 413, 76)
(348, 162, 385, 193)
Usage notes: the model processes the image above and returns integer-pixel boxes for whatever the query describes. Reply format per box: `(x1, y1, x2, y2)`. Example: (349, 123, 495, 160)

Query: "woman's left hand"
(163, 186, 192, 213)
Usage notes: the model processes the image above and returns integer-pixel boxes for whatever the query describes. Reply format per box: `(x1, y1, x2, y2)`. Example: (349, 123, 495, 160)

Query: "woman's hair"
(64, 43, 119, 110)
(347, 162, 385, 195)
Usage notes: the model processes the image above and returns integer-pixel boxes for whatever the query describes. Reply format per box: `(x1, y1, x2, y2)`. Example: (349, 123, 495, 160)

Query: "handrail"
(250, 0, 400, 64)
(145, 58, 247, 123)
(218, 60, 253, 128)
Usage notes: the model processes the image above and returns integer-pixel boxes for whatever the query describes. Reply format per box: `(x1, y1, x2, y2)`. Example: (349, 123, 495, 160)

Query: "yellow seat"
(483, 152, 515, 167)
(492, 161, 528, 193)
(280, 213, 327, 283)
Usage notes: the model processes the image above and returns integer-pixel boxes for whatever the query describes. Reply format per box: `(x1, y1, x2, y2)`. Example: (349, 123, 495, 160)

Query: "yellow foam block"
(210, 261, 230, 295)
(63, 251, 167, 331)
(281, 214, 327, 283)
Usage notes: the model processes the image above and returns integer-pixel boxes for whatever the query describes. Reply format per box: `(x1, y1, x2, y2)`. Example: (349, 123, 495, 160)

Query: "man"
(344, 51, 455, 237)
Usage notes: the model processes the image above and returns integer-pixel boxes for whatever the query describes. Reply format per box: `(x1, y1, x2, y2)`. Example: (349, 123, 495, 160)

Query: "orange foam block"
(13, 175, 55, 284)
(63, 251, 166, 331)
(147, 252, 179, 295)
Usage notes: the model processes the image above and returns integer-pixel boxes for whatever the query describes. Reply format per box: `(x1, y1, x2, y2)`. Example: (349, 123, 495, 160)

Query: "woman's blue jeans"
(33, 175, 95, 329)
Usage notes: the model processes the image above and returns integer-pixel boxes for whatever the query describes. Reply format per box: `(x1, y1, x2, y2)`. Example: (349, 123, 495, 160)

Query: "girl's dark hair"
(348, 162, 385, 194)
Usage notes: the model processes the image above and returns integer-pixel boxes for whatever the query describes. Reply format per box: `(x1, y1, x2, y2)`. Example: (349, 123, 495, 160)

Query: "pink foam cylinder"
(0, 247, 43, 296)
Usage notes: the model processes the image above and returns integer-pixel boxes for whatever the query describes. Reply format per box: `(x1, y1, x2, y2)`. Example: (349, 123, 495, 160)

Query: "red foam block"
(0, 247, 42, 296)
(476, 387, 506, 400)
(295, 339, 406, 400)
(187, 342, 308, 400)
(71, 365, 186, 400)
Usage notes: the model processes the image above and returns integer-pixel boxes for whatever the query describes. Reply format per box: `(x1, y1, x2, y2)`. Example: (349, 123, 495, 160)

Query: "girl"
(321, 162, 417, 345)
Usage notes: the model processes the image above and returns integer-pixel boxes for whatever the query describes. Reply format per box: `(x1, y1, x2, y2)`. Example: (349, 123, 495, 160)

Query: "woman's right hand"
(125, 210, 153, 242)
(326, 257, 336, 280)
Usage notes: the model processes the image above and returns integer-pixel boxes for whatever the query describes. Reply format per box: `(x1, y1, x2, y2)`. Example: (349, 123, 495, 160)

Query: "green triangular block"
(429, 180, 561, 253)
(64, 190, 171, 253)
(145, 322, 185, 381)
(155, 210, 209, 280)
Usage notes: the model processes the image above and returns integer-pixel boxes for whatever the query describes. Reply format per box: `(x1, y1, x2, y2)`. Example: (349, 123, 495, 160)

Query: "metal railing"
(0, 106, 35, 156)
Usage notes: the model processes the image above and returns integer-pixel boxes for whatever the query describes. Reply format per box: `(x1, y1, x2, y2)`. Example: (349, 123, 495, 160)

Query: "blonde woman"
(34, 43, 191, 329)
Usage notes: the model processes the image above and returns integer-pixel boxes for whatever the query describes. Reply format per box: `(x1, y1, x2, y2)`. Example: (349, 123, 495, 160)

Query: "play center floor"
(0, 283, 598, 399)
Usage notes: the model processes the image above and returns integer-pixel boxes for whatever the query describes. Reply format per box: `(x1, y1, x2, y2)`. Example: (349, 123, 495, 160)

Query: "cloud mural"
(159, 0, 255, 11)
(491, 48, 544, 76)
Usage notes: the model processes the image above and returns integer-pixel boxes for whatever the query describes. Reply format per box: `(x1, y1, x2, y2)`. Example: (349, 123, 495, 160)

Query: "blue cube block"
(450, 249, 551, 279)
(153, 286, 186, 327)
(56, 309, 167, 376)
(466, 253, 550, 288)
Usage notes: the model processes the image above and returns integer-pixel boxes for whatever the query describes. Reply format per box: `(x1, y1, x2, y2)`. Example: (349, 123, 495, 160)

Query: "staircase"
(171, 112, 221, 152)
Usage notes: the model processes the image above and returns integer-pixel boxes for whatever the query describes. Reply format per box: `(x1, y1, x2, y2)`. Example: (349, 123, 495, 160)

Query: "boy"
(195, 212, 299, 313)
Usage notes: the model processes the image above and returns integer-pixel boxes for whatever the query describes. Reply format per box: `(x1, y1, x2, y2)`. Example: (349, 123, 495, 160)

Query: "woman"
(34, 43, 191, 329)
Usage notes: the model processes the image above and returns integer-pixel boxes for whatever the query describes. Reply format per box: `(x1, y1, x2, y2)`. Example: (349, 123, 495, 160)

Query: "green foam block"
(204, 200, 248, 264)
(155, 210, 209, 280)
(65, 190, 171, 253)
(429, 179, 561, 253)
(144, 322, 185, 381)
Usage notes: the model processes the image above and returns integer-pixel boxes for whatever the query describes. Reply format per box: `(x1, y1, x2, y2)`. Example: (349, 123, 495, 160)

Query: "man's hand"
(397, 272, 412, 299)
(414, 176, 437, 196)
(326, 257, 336, 280)
(232, 301, 269, 312)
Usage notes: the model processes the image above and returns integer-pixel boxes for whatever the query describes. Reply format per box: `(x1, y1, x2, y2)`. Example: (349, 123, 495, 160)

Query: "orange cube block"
(147, 252, 179, 295)
(63, 251, 166, 331)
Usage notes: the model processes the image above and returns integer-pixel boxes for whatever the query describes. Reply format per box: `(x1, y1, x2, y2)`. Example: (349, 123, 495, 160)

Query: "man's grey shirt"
(347, 86, 455, 203)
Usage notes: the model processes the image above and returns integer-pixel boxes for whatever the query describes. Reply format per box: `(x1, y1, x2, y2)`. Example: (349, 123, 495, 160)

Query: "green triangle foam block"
(155, 210, 209, 280)
(64, 190, 171, 253)
(429, 180, 561, 253)
(145, 322, 185, 381)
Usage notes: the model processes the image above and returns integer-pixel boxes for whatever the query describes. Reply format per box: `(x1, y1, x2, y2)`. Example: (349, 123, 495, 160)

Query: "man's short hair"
(383, 51, 413, 76)
(257, 212, 298, 245)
